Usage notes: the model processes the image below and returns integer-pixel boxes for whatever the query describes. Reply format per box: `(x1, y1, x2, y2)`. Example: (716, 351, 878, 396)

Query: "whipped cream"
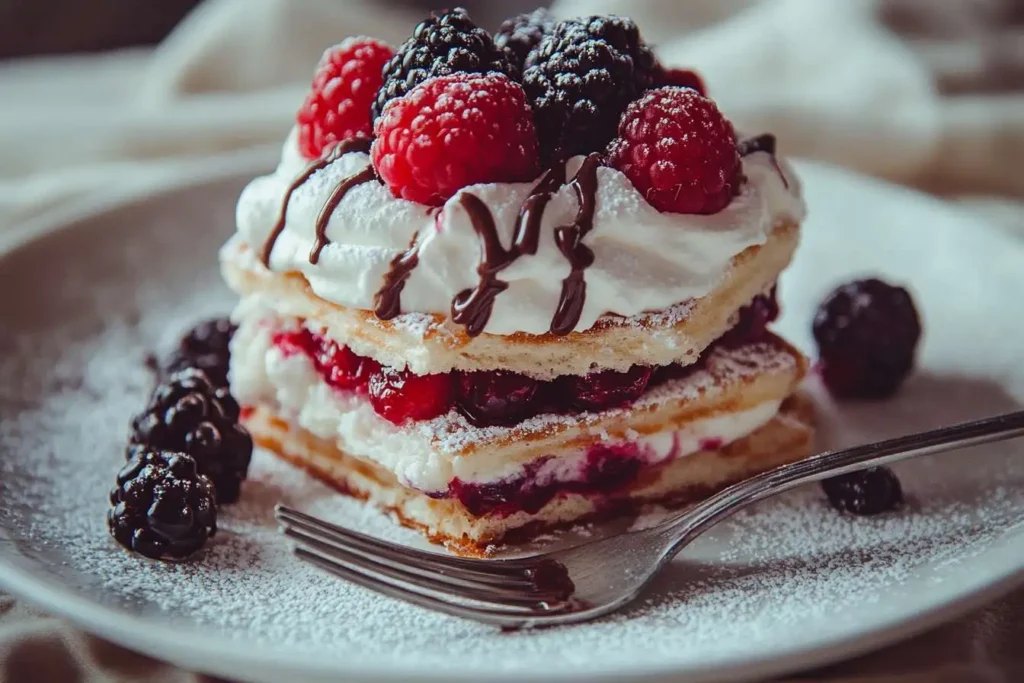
(230, 309, 783, 492)
(233, 127, 805, 336)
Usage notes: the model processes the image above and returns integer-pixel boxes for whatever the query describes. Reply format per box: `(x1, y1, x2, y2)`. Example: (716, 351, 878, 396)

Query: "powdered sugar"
(1, 168, 1024, 682)
(1, 287, 1022, 679)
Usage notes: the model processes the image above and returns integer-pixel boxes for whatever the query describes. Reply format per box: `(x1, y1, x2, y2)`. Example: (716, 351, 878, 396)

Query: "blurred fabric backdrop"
(0, 1, 1022, 682)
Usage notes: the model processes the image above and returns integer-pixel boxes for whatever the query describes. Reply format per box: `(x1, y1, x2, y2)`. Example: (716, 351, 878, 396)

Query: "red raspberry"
(314, 339, 380, 392)
(368, 367, 455, 424)
(607, 86, 740, 214)
(297, 37, 394, 160)
(371, 73, 540, 206)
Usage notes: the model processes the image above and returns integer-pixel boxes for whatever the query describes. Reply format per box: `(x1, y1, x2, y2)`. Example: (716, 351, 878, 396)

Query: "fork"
(275, 409, 1024, 628)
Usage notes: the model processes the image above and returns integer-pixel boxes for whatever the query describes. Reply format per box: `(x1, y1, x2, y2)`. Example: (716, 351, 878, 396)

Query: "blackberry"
(108, 450, 217, 560)
(129, 368, 252, 504)
(813, 278, 922, 399)
(522, 16, 656, 162)
(165, 317, 236, 387)
(822, 467, 904, 515)
(494, 8, 556, 70)
(372, 8, 517, 124)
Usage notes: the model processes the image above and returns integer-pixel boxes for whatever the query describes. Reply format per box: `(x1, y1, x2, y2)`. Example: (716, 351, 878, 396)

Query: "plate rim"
(1, 159, 1022, 683)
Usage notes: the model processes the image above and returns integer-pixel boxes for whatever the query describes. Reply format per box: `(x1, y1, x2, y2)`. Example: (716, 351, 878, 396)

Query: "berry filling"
(271, 290, 778, 427)
(446, 442, 645, 517)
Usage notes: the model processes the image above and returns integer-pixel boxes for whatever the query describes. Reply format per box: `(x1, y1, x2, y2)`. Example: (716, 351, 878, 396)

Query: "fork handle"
(658, 409, 1024, 553)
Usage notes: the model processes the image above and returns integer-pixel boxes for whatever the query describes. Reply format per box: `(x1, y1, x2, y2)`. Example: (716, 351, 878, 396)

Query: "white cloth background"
(1, 0, 1022, 681)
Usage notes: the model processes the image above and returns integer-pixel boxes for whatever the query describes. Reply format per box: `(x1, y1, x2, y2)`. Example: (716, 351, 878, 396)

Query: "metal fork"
(275, 410, 1024, 628)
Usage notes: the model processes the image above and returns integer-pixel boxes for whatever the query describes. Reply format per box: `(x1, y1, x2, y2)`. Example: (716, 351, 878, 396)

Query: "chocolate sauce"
(309, 165, 377, 264)
(259, 136, 372, 268)
(737, 133, 789, 188)
(737, 133, 776, 157)
(549, 154, 601, 336)
(449, 163, 568, 336)
(373, 232, 421, 320)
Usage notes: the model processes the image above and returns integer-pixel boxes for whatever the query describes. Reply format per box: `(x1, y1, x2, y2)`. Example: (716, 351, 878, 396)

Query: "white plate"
(0, 161, 1022, 683)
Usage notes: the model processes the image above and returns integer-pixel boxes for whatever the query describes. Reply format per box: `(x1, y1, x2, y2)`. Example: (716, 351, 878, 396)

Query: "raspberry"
(654, 67, 707, 96)
(607, 87, 741, 214)
(558, 365, 653, 412)
(523, 16, 656, 162)
(813, 278, 922, 399)
(296, 37, 394, 160)
(822, 467, 904, 515)
(456, 371, 541, 427)
(372, 73, 540, 206)
(494, 8, 555, 69)
(108, 450, 217, 560)
(128, 368, 252, 504)
(372, 8, 516, 125)
(368, 367, 455, 424)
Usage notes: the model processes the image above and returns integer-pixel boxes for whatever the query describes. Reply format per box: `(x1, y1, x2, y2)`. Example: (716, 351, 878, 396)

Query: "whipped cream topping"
(230, 309, 784, 492)
(233, 127, 805, 336)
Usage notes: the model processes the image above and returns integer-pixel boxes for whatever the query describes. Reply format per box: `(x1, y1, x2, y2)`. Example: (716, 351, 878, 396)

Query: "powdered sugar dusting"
(424, 339, 798, 453)
(1, 172, 1024, 681)
(2, 281, 1022, 678)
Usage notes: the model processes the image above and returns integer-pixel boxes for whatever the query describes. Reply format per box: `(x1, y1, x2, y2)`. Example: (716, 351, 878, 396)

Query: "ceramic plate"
(1, 161, 1022, 683)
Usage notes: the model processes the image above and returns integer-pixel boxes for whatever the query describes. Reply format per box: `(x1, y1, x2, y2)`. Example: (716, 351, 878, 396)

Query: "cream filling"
(231, 311, 783, 492)
(232, 127, 805, 336)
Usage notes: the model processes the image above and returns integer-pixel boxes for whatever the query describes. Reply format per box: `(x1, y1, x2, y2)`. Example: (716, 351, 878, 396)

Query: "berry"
(522, 16, 656, 162)
(297, 37, 394, 160)
(822, 467, 904, 515)
(165, 317, 236, 388)
(108, 450, 217, 560)
(372, 72, 540, 206)
(372, 8, 516, 125)
(272, 327, 320, 358)
(812, 278, 922, 399)
(494, 8, 555, 69)
(128, 368, 253, 504)
(720, 289, 780, 347)
(368, 367, 455, 424)
(456, 371, 541, 427)
(315, 338, 380, 392)
(607, 86, 741, 214)
(558, 365, 653, 412)
(654, 67, 706, 96)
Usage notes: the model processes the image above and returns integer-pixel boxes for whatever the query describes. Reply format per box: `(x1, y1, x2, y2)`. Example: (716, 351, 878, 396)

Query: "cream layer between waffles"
(220, 10, 813, 552)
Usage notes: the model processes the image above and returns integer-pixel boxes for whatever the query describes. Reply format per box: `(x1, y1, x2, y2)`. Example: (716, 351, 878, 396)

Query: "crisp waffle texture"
(245, 395, 814, 555)
(220, 220, 800, 379)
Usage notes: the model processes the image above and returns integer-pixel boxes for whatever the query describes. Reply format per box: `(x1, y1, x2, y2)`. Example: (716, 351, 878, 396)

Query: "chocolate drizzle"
(309, 165, 377, 264)
(374, 232, 421, 320)
(259, 136, 372, 268)
(450, 163, 568, 336)
(737, 133, 789, 189)
(549, 153, 601, 336)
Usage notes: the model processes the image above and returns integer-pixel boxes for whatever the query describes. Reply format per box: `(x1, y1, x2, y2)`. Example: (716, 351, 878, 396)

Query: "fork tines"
(274, 505, 576, 626)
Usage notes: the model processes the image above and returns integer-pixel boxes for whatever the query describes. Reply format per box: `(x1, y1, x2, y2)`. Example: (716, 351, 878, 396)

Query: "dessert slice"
(221, 10, 813, 553)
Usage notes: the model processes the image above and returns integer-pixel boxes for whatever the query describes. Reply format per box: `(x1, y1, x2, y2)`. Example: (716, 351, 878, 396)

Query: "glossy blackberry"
(821, 467, 904, 515)
(108, 450, 217, 560)
(813, 278, 922, 399)
(494, 8, 555, 69)
(129, 368, 252, 504)
(522, 16, 655, 162)
(165, 317, 236, 387)
(371, 8, 517, 124)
